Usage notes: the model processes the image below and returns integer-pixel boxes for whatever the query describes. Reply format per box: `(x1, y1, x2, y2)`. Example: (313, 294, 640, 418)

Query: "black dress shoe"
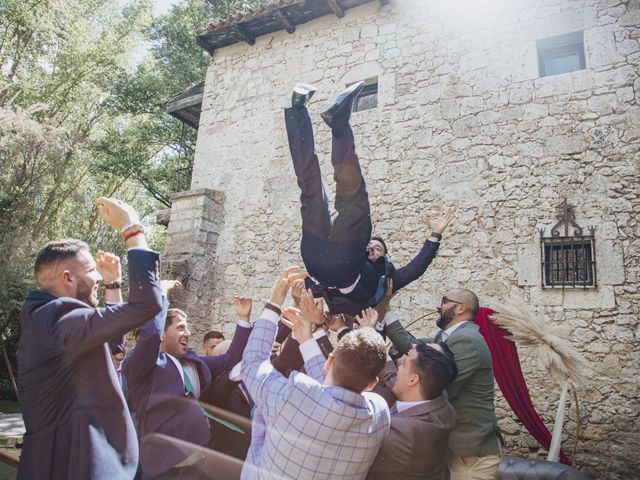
(291, 83, 317, 108)
(320, 81, 365, 129)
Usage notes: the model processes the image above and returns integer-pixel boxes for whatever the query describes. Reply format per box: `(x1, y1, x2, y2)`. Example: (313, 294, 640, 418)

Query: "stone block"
(597, 239, 625, 285)
(545, 135, 586, 155)
(619, 9, 640, 27)
(584, 29, 621, 67)
(451, 115, 479, 137)
(518, 243, 540, 287)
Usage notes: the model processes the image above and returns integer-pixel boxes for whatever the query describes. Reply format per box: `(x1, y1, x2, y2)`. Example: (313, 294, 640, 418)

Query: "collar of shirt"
(442, 320, 469, 339)
(166, 353, 201, 398)
(395, 399, 431, 413)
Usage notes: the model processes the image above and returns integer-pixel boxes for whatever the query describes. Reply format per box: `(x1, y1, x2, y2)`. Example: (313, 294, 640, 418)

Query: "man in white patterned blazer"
(240, 267, 390, 480)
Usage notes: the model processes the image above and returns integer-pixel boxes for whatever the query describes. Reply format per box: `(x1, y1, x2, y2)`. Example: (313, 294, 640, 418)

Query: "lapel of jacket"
(442, 321, 477, 344)
(185, 350, 212, 390)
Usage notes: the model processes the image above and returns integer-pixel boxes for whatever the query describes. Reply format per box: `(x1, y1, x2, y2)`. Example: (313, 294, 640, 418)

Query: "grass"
(0, 403, 20, 415)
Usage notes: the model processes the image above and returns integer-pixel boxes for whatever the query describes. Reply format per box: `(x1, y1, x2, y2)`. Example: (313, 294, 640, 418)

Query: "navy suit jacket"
(17, 249, 163, 480)
(123, 302, 251, 477)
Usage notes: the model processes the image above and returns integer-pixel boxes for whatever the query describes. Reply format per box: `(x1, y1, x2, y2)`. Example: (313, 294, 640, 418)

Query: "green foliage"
(0, 0, 270, 399)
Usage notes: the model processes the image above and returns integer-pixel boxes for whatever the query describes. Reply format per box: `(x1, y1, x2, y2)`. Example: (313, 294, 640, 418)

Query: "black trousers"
(285, 107, 371, 288)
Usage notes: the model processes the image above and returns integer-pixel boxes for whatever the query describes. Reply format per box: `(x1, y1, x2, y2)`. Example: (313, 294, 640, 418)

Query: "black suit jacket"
(17, 250, 163, 480)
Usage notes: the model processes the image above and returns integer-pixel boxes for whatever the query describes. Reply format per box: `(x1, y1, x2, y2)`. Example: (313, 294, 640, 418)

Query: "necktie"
(183, 369, 245, 434)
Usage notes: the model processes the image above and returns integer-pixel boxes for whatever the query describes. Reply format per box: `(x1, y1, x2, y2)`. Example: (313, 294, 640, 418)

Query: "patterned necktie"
(182, 368, 245, 434)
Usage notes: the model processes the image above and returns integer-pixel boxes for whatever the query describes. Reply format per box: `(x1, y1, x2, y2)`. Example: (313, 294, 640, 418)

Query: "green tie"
(182, 368, 245, 434)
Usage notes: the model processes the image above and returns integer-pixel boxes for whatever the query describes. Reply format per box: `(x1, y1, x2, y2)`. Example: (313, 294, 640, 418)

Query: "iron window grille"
(539, 199, 597, 289)
(537, 31, 585, 77)
(352, 78, 378, 113)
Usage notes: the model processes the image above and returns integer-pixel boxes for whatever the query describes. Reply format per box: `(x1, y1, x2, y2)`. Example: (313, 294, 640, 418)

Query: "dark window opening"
(352, 79, 378, 113)
(542, 238, 595, 288)
(537, 31, 585, 77)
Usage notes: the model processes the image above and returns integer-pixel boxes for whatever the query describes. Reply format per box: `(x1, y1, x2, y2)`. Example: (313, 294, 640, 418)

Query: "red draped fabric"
(475, 307, 571, 465)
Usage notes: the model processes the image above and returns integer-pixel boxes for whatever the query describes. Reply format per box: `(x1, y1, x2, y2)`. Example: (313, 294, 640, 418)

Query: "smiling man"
(384, 289, 502, 480)
(17, 198, 163, 480)
(123, 290, 252, 479)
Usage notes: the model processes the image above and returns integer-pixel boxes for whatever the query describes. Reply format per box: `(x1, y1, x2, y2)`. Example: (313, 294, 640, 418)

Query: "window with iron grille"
(540, 199, 597, 289)
(352, 78, 378, 113)
(537, 31, 585, 77)
(542, 238, 595, 288)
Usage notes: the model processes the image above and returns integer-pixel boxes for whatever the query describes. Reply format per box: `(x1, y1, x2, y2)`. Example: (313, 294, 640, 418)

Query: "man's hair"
(34, 239, 90, 277)
(203, 330, 225, 343)
(412, 342, 457, 400)
(165, 308, 187, 330)
(370, 236, 388, 255)
(331, 328, 387, 392)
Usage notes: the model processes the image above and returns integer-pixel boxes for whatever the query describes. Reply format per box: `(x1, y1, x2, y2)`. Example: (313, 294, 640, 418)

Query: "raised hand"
(281, 307, 313, 344)
(94, 197, 141, 230)
(356, 307, 378, 329)
(299, 288, 325, 326)
(160, 280, 182, 297)
(375, 277, 395, 320)
(271, 266, 308, 306)
(428, 207, 455, 235)
(233, 294, 252, 321)
(325, 312, 347, 332)
(291, 281, 305, 307)
(96, 251, 121, 285)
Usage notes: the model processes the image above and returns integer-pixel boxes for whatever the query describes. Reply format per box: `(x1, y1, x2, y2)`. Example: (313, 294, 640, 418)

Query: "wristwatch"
(104, 281, 122, 290)
(430, 231, 442, 241)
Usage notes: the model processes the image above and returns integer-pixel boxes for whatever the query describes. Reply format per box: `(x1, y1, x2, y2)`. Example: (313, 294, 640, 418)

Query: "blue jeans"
(285, 107, 371, 288)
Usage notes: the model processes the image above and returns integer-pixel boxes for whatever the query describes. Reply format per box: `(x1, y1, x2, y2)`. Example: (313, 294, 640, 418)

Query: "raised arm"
(55, 198, 162, 356)
(279, 288, 327, 383)
(385, 312, 425, 355)
(240, 267, 307, 421)
(123, 295, 169, 384)
(123, 280, 180, 385)
(201, 294, 252, 378)
(56, 249, 163, 358)
(392, 208, 454, 292)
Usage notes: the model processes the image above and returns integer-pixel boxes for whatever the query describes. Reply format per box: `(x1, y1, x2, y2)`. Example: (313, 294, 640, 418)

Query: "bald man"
(383, 288, 502, 480)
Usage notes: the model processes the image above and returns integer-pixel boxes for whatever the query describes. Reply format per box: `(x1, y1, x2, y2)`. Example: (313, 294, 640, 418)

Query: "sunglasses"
(441, 296, 464, 306)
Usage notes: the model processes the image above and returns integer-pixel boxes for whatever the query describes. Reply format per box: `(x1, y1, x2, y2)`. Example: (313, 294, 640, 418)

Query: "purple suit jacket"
(123, 303, 251, 477)
(17, 250, 163, 480)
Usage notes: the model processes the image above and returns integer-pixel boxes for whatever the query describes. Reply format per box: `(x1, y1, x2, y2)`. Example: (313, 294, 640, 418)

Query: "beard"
(436, 306, 456, 330)
(76, 278, 99, 307)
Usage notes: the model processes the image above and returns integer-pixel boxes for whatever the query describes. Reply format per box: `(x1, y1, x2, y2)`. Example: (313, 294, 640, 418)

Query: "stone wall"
(164, 0, 640, 477)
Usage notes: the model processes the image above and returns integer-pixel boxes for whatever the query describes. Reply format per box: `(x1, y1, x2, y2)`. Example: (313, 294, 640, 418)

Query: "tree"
(0, 0, 156, 399)
(0, 0, 270, 400)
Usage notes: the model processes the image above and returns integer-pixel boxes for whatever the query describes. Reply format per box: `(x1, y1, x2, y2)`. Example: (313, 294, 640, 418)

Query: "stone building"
(162, 0, 640, 477)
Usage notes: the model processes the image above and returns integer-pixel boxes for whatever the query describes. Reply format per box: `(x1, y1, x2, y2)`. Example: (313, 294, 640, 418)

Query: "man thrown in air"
(285, 82, 454, 316)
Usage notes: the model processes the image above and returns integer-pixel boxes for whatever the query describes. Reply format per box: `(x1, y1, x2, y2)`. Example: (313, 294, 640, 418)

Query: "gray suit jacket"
(387, 320, 501, 457)
(17, 250, 163, 480)
(368, 361, 456, 480)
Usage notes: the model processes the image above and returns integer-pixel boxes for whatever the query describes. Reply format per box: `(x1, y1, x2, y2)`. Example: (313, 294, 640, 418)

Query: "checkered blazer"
(241, 309, 390, 480)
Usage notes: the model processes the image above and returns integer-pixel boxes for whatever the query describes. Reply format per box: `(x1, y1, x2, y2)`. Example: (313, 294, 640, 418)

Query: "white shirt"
(441, 321, 469, 341)
(166, 353, 201, 398)
(395, 399, 431, 413)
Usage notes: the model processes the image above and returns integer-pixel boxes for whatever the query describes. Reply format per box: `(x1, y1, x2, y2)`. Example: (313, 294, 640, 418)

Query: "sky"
(154, 0, 182, 16)
(130, 0, 184, 67)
